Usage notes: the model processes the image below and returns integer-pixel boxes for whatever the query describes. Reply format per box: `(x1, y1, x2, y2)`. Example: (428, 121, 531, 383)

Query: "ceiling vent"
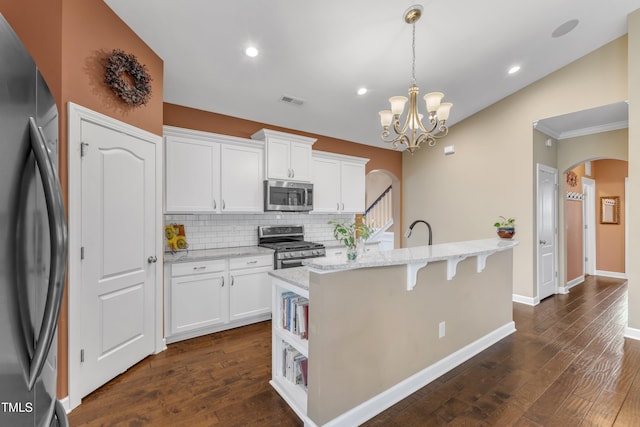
(279, 95, 305, 106)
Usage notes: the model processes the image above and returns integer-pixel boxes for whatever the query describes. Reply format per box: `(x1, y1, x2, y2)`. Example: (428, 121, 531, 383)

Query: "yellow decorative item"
(165, 223, 188, 251)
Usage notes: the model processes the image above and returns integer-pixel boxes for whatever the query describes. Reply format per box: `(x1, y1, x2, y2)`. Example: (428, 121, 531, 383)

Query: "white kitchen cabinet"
(251, 129, 316, 182)
(229, 255, 273, 321)
(220, 144, 264, 212)
(167, 259, 227, 337)
(311, 151, 369, 214)
(164, 126, 264, 214)
(164, 135, 220, 212)
(165, 253, 274, 343)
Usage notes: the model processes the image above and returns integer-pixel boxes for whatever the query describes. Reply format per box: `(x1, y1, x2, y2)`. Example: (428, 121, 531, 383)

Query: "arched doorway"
(365, 169, 401, 249)
(563, 159, 628, 292)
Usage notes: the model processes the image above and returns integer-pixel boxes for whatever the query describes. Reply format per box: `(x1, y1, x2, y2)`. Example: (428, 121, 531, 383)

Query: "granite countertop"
(164, 246, 274, 264)
(304, 238, 518, 272)
(268, 267, 309, 290)
(319, 240, 381, 249)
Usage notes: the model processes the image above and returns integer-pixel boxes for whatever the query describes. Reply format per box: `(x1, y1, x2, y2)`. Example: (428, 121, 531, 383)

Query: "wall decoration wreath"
(104, 49, 152, 106)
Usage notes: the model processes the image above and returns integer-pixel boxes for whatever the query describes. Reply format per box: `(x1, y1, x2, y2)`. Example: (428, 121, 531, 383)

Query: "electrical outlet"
(439, 321, 446, 338)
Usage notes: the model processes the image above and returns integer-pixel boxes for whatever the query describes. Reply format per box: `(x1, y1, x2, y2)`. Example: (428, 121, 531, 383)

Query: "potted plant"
(329, 217, 373, 260)
(494, 216, 516, 239)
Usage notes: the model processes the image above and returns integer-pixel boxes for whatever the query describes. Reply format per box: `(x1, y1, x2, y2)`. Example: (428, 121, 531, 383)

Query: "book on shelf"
(280, 292, 309, 340)
(282, 342, 308, 388)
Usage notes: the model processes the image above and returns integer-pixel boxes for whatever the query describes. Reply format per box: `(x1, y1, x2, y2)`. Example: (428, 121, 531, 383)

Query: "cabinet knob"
(147, 256, 157, 264)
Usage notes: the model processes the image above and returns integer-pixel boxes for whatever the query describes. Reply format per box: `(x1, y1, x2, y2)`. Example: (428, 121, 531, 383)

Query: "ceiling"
(103, 0, 640, 149)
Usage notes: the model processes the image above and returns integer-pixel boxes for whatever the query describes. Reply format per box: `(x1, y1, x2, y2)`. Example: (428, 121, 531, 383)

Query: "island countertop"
(303, 238, 518, 290)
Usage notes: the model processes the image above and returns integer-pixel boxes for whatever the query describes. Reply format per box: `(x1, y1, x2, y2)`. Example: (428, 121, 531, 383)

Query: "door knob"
(148, 256, 158, 264)
(539, 240, 547, 245)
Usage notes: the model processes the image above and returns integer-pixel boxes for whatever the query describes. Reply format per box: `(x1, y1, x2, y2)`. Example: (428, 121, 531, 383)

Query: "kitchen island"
(269, 238, 518, 427)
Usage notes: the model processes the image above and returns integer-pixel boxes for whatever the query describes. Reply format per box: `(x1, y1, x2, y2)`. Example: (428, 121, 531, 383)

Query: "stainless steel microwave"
(264, 180, 313, 212)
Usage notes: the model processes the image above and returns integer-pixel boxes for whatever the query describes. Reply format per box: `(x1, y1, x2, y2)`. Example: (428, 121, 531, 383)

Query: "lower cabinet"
(229, 257, 273, 321)
(165, 254, 273, 343)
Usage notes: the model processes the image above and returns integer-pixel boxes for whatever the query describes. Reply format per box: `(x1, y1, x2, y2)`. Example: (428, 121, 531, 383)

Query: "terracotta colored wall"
(1, 0, 164, 398)
(565, 164, 587, 282)
(594, 159, 628, 273)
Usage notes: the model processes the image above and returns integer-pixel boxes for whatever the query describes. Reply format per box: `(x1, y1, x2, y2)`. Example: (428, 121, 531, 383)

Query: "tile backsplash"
(164, 212, 355, 251)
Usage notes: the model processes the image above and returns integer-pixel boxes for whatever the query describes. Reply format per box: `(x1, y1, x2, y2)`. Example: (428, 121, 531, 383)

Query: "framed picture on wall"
(600, 196, 620, 224)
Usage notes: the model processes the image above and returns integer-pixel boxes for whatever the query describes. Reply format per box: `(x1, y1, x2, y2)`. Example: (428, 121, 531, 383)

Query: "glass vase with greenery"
(329, 217, 373, 260)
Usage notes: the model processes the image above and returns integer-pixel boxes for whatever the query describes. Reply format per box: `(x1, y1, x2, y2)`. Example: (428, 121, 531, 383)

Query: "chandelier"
(379, 5, 452, 154)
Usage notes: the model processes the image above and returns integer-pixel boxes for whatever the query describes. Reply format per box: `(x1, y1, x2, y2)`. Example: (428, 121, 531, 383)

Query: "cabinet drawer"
(229, 254, 273, 270)
(171, 259, 226, 276)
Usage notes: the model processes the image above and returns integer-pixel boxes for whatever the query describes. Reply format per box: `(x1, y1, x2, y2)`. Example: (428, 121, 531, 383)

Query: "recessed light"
(245, 46, 259, 57)
(357, 87, 368, 95)
(508, 65, 521, 75)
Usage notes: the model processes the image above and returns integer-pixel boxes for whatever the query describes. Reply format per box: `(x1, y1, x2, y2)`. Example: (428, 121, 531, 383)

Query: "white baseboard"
(59, 396, 71, 414)
(595, 270, 627, 279)
(323, 322, 517, 427)
(625, 327, 640, 341)
(512, 294, 539, 306)
(560, 275, 585, 294)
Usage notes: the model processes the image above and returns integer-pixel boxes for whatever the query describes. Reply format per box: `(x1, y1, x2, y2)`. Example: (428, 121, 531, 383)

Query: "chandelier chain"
(411, 22, 416, 86)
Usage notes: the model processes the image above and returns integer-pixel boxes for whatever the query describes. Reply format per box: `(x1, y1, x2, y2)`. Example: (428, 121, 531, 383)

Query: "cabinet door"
(165, 136, 220, 212)
(340, 161, 366, 213)
(311, 156, 341, 213)
(170, 272, 227, 335)
(229, 268, 272, 321)
(289, 141, 312, 182)
(220, 144, 263, 212)
(266, 137, 291, 180)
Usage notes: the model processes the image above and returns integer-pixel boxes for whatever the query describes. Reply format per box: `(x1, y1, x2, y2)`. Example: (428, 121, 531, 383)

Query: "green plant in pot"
(494, 216, 516, 239)
(329, 217, 373, 261)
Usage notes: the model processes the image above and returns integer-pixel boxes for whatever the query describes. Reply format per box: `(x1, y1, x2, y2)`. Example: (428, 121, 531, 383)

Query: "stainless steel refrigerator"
(0, 13, 69, 427)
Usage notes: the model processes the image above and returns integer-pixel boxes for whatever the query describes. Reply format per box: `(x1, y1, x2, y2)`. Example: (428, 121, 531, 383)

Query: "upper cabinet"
(251, 129, 316, 182)
(311, 151, 369, 214)
(165, 134, 220, 212)
(164, 126, 263, 213)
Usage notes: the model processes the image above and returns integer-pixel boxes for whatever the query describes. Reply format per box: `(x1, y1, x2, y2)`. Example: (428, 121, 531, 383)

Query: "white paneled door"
(79, 120, 157, 398)
(537, 164, 558, 301)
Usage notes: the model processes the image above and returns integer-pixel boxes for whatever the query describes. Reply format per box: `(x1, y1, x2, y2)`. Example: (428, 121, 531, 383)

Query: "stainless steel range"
(258, 225, 325, 269)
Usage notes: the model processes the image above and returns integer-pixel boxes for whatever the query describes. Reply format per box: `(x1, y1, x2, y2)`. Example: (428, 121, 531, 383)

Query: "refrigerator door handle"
(26, 118, 68, 391)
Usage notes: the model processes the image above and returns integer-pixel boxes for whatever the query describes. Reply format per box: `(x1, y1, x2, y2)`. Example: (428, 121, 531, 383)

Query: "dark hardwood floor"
(68, 276, 639, 427)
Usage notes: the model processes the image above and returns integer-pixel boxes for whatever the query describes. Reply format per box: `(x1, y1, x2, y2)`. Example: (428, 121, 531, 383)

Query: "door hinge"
(81, 246, 85, 260)
(80, 349, 85, 363)
(81, 142, 89, 157)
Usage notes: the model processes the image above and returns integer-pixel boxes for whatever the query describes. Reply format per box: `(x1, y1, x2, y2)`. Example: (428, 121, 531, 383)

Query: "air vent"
(279, 95, 305, 106)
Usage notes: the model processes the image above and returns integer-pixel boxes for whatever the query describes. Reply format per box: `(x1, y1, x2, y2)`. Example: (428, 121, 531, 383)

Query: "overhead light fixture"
(508, 65, 521, 74)
(357, 87, 368, 95)
(245, 46, 259, 57)
(379, 5, 452, 154)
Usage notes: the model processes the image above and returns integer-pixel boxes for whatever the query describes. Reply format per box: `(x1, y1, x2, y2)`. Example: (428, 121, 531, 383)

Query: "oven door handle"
(280, 259, 303, 266)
